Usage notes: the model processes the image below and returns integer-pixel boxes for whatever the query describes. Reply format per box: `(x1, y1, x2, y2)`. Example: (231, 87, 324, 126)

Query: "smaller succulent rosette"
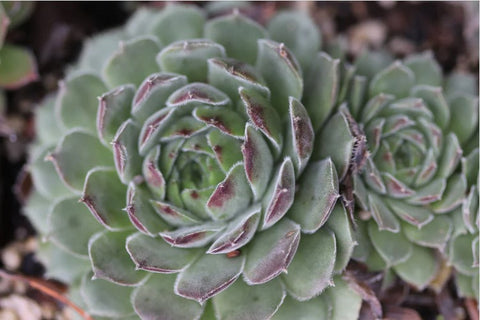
(319, 51, 479, 291)
(24, 5, 363, 320)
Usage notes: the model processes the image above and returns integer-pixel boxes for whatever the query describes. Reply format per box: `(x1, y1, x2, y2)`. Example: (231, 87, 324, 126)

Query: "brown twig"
(0, 269, 93, 320)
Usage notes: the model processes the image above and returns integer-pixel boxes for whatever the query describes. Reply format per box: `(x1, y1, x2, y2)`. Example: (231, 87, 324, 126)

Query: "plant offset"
(24, 4, 478, 320)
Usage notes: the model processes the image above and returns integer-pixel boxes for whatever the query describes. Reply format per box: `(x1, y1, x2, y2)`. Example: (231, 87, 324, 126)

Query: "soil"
(0, 2, 477, 319)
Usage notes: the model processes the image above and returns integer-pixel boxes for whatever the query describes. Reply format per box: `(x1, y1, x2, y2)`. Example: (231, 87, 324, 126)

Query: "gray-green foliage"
(26, 4, 362, 319)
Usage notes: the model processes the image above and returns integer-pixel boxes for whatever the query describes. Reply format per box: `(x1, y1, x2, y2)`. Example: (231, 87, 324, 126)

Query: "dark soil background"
(0, 2, 478, 319)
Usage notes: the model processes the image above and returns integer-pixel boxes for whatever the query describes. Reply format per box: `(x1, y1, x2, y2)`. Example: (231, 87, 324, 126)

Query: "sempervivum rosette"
(25, 5, 363, 319)
(319, 51, 479, 291)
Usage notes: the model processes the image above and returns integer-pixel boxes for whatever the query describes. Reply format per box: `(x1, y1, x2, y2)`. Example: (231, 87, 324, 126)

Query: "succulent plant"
(25, 4, 364, 319)
(0, 1, 37, 89)
(320, 50, 479, 292)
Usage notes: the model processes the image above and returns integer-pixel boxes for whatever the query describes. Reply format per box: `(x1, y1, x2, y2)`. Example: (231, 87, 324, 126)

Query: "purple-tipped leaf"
(81, 167, 130, 230)
(175, 253, 245, 303)
(207, 163, 252, 220)
(126, 183, 168, 236)
(49, 130, 113, 191)
(243, 218, 300, 285)
(126, 233, 201, 273)
(261, 157, 295, 230)
(160, 222, 225, 248)
(96, 85, 135, 146)
(285, 97, 314, 175)
(208, 205, 261, 254)
(242, 123, 273, 200)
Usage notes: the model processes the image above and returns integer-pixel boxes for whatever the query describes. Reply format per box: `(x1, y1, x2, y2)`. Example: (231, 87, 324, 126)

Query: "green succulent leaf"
(393, 245, 437, 290)
(103, 37, 161, 88)
(268, 11, 321, 71)
(288, 158, 339, 233)
(48, 197, 103, 257)
(213, 277, 285, 320)
(175, 253, 245, 303)
(133, 274, 204, 320)
(244, 219, 300, 285)
(256, 39, 303, 116)
(89, 230, 146, 285)
(282, 228, 336, 300)
(205, 12, 267, 65)
(81, 273, 135, 318)
(0, 44, 38, 89)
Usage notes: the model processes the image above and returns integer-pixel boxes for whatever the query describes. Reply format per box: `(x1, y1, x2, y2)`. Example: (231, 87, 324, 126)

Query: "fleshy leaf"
(288, 158, 339, 233)
(449, 95, 478, 144)
(194, 105, 244, 138)
(242, 123, 273, 200)
(369, 61, 415, 98)
(152, 5, 205, 44)
(256, 39, 303, 116)
(157, 39, 226, 82)
(159, 223, 225, 248)
(436, 133, 462, 179)
(404, 51, 442, 86)
(23, 191, 50, 234)
(0, 44, 38, 89)
(208, 205, 261, 254)
(303, 52, 340, 131)
(326, 203, 355, 273)
(142, 146, 165, 200)
(126, 183, 168, 235)
(271, 295, 330, 320)
(368, 193, 399, 232)
(181, 187, 215, 220)
(213, 277, 285, 320)
(207, 129, 243, 172)
(431, 173, 466, 213)
(167, 82, 231, 108)
(207, 57, 269, 102)
(56, 73, 108, 133)
(49, 130, 113, 191)
(314, 109, 355, 180)
(262, 157, 295, 230)
(81, 273, 135, 318)
(133, 274, 204, 320)
(96, 85, 135, 146)
(81, 167, 131, 230)
(387, 199, 433, 228)
(89, 230, 146, 286)
(243, 219, 300, 284)
(393, 245, 437, 290)
(150, 200, 200, 227)
(126, 233, 201, 273)
(268, 11, 321, 71)
(411, 85, 450, 130)
(448, 234, 477, 276)
(29, 146, 73, 199)
(132, 72, 188, 123)
(407, 178, 446, 205)
(239, 86, 283, 152)
(48, 197, 103, 257)
(324, 276, 363, 320)
(112, 120, 142, 184)
(175, 253, 245, 303)
(285, 97, 314, 175)
(207, 163, 252, 220)
(205, 12, 267, 65)
(368, 220, 412, 266)
(103, 37, 161, 88)
(282, 228, 336, 300)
